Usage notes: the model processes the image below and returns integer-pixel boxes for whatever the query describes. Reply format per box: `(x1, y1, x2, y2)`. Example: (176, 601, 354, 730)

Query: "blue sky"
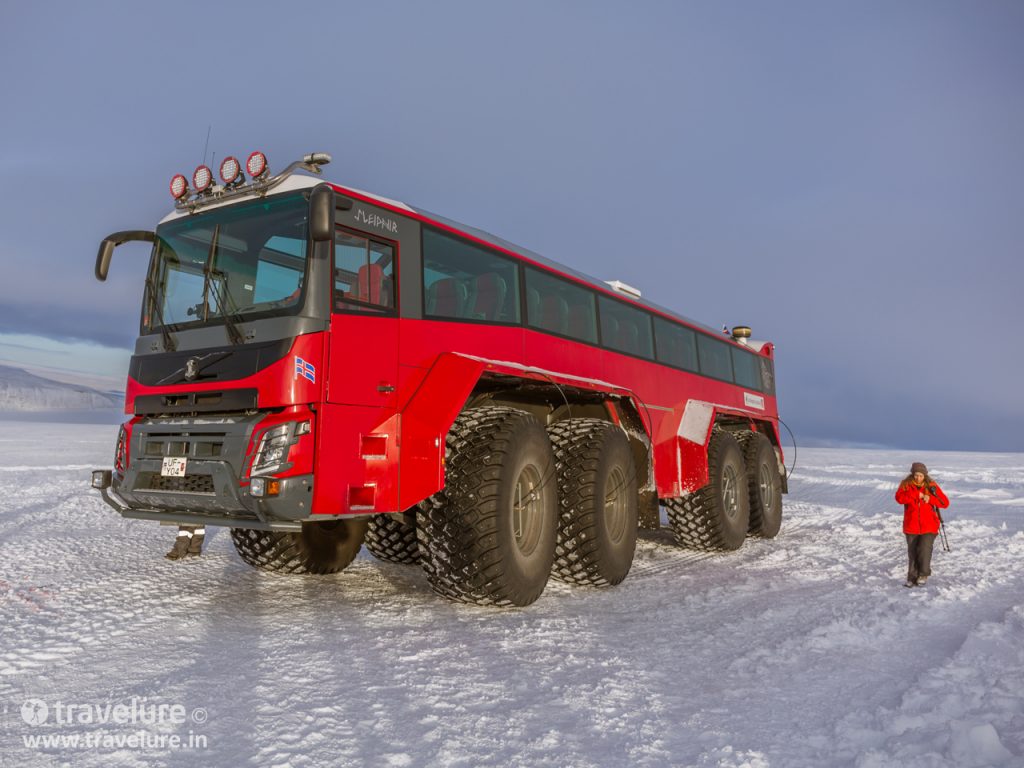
(1, 1, 1022, 451)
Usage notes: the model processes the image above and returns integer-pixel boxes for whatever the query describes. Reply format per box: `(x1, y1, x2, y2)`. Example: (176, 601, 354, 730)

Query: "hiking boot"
(165, 534, 191, 560)
(917, 576, 928, 586)
(904, 578, 917, 588)
(186, 528, 205, 557)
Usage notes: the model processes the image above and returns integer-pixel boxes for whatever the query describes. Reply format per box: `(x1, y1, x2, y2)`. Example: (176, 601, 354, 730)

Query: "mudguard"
(397, 352, 654, 510)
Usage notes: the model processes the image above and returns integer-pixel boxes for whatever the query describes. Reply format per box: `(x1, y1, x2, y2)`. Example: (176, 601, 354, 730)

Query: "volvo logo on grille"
(184, 357, 200, 381)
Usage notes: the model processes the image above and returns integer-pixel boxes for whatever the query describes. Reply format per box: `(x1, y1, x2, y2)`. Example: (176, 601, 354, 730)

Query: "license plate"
(161, 457, 188, 477)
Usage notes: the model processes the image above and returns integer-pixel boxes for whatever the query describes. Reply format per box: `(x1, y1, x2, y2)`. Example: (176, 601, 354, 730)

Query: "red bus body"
(95, 166, 782, 537)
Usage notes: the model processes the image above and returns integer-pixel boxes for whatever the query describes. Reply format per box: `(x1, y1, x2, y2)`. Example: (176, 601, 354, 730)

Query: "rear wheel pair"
(417, 407, 639, 605)
(665, 430, 782, 551)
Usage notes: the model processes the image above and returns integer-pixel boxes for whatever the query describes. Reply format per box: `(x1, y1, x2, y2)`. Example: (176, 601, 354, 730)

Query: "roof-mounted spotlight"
(169, 174, 189, 200)
(192, 165, 214, 194)
(219, 156, 243, 186)
(246, 151, 268, 180)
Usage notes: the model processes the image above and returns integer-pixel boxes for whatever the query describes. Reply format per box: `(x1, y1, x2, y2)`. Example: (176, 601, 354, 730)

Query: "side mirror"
(95, 230, 156, 281)
(309, 184, 335, 243)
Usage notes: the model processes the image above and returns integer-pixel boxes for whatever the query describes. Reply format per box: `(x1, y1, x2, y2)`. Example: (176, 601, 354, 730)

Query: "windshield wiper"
(201, 224, 220, 323)
(210, 269, 246, 346)
(197, 225, 244, 346)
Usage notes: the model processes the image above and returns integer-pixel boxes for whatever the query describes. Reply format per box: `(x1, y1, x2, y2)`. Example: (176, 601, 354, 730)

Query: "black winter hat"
(911, 462, 928, 475)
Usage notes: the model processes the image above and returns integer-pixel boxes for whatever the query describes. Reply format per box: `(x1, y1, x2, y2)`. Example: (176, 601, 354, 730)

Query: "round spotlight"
(170, 174, 189, 200)
(220, 156, 242, 185)
(246, 151, 268, 179)
(192, 165, 213, 193)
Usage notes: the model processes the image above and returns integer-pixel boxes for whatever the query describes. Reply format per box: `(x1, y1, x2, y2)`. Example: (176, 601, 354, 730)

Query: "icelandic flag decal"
(295, 356, 316, 383)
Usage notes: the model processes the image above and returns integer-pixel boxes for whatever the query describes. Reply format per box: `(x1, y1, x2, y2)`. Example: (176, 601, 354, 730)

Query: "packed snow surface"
(0, 421, 1021, 767)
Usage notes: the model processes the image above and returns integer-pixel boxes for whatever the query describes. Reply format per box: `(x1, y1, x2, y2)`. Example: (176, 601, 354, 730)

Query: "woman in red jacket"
(895, 462, 949, 587)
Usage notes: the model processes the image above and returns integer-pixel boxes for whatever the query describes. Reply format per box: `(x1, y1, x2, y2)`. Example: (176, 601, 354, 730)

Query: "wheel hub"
(722, 464, 739, 520)
(512, 464, 544, 556)
(605, 466, 629, 544)
(758, 464, 774, 509)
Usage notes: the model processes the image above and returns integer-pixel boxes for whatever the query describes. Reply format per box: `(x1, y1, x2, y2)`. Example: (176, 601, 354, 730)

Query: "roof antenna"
(202, 125, 212, 167)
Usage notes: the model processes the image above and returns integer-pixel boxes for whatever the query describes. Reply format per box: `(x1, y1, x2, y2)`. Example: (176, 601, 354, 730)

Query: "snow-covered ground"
(0, 421, 1021, 767)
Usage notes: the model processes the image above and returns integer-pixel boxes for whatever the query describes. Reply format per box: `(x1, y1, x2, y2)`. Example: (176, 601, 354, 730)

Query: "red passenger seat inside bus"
(468, 272, 507, 321)
(354, 263, 387, 306)
(426, 277, 468, 317)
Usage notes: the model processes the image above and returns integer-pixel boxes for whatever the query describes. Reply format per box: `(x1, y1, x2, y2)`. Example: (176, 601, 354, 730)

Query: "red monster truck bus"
(91, 151, 786, 607)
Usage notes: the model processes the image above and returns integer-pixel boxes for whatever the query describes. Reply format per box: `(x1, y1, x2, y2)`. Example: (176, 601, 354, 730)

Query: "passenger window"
(697, 334, 734, 381)
(422, 228, 520, 323)
(732, 347, 762, 391)
(653, 316, 698, 372)
(598, 296, 654, 359)
(334, 229, 396, 314)
(760, 358, 776, 396)
(525, 268, 598, 344)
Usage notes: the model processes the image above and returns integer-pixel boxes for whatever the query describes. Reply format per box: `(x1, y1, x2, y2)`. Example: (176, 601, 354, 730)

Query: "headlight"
(250, 421, 310, 477)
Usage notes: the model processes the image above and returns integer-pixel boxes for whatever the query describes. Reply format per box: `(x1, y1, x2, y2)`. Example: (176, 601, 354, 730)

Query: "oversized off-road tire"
(665, 431, 749, 551)
(230, 518, 368, 574)
(547, 419, 638, 586)
(364, 513, 420, 564)
(743, 433, 783, 538)
(416, 406, 557, 607)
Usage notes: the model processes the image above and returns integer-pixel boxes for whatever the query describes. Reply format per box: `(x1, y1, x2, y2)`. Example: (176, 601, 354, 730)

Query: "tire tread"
(416, 406, 554, 606)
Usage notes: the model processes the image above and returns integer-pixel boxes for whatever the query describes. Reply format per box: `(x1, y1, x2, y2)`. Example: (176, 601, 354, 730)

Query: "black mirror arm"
(95, 230, 156, 281)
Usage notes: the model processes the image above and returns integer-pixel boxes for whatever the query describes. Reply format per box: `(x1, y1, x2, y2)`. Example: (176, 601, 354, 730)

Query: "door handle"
(377, 384, 395, 394)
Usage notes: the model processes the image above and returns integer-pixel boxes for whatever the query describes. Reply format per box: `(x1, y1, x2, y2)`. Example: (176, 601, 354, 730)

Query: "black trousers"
(906, 534, 936, 582)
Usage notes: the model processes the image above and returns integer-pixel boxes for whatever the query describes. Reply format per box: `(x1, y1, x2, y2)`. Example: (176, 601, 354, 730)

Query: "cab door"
(326, 227, 399, 407)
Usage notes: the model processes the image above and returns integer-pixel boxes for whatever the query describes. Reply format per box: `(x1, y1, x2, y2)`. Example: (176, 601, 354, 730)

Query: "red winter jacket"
(895, 481, 949, 535)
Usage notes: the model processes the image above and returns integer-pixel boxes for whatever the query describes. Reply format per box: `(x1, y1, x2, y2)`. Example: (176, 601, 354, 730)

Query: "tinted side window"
(653, 316, 698, 372)
(697, 334, 734, 381)
(422, 228, 520, 323)
(525, 268, 598, 344)
(599, 296, 654, 359)
(334, 229, 395, 314)
(732, 347, 762, 391)
(760, 358, 776, 396)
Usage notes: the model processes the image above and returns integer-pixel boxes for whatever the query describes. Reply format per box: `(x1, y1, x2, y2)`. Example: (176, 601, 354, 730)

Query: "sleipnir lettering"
(354, 208, 398, 233)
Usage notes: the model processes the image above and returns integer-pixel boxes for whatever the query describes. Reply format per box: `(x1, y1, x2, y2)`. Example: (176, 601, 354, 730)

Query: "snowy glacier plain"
(0, 421, 1021, 767)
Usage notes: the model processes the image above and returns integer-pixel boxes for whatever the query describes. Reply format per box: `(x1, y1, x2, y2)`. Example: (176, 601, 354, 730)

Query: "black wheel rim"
(722, 464, 740, 520)
(605, 466, 629, 544)
(758, 463, 775, 510)
(512, 464, 544, 557)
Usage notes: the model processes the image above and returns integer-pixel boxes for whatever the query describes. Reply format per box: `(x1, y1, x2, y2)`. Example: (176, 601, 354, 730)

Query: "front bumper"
(97, 478, 312, 532)
(92, 413, 322, 531)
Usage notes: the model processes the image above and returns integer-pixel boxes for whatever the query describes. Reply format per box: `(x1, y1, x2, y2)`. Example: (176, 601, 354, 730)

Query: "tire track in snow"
(629, 501, 849, 580)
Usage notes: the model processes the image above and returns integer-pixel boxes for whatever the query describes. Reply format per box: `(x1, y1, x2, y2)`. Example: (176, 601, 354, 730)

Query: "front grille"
(138, 473, 215, 495)
(143, 434, 227, 458)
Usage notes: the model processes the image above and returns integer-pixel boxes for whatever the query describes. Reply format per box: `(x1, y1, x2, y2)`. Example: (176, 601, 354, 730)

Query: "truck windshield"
(144, 193, 310, 334)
